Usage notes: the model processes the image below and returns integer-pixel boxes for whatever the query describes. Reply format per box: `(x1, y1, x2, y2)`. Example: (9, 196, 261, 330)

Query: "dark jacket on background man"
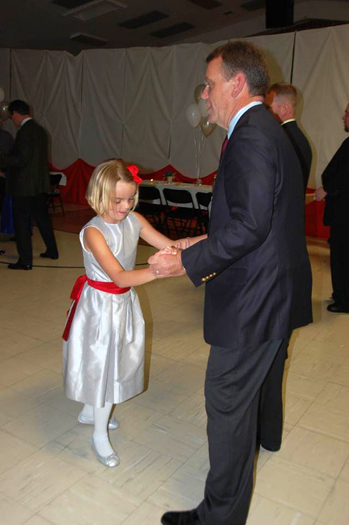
(282, 120, 312, 193)
(2, 119, 50, 197)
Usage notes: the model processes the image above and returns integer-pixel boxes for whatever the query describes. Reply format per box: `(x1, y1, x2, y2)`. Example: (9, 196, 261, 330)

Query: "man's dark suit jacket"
(322, 137, 349, 226)
(0, 128, 14, 154)
(282, 120, 312, 192)
(0, 119, 50, 197)
(182, 104, 312, 349)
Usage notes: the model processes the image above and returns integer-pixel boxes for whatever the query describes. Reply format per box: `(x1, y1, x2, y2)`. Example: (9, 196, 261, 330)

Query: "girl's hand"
(158, 245, 178, 255)
(175, 238, 190, 250)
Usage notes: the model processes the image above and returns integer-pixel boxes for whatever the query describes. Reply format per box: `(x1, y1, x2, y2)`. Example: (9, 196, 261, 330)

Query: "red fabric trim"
(304, 198, 329, 238)
(62, 275, 130, 341)
(49, 159, 95, 205)
(50, 159, 327, 238)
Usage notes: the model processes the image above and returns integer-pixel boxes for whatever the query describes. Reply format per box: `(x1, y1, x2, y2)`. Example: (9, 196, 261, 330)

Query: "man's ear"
(280, 102, 290, 118)
(230, 72, 246, 97)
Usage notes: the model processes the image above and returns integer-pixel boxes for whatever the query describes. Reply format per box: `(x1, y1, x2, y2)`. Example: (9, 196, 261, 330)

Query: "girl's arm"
(84, 227, 156, 287)
(134, 212, 207, 250)
(134, 212, 174, 250)
(176, 234, 207, 250)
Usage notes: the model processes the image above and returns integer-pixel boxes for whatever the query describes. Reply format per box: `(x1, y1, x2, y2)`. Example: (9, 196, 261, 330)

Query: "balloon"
(194, 84, 206, 104)
(185, 103, 201, 128)
(200, 116, 216, 138)
(0, 87, 5, 103)
(198, 98, 208, 117)
(0, 100, 9, 120)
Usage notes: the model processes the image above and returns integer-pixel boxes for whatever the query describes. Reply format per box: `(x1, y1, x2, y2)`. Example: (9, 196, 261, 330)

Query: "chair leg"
(59, 195, 65, 215)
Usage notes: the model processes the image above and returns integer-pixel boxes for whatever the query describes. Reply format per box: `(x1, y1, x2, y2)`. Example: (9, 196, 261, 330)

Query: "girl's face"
(102, 180, 137, 223)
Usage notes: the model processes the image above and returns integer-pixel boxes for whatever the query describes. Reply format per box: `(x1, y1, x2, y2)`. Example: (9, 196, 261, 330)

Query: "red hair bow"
(127, 165, 142, 183)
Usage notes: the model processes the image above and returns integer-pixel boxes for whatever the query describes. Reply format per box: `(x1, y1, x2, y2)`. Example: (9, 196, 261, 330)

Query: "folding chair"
(195, 191, 212, 234)
(47, 173, 65, 215)
(163, 188, 196, 238)
(137, 185, 164, 230)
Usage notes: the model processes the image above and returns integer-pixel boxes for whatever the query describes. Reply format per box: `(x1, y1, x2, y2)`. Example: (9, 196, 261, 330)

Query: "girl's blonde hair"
(86, 159, 139, 216)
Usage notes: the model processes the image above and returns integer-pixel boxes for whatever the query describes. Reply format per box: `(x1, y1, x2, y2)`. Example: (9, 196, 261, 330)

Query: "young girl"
(62, 159, 184, 468)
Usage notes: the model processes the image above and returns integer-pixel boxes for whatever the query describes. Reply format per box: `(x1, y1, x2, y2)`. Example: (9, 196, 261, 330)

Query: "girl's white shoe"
(91, 438, 120, 468)
(78, 413, 119, 430)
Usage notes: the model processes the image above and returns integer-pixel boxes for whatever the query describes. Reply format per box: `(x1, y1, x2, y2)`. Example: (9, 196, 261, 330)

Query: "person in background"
(265, 82, 312, 194)
(315, 103, 349, 313)
(149, 41, 313, 525)
(0, 116, 14, 255)
(0, 99, 58, 269)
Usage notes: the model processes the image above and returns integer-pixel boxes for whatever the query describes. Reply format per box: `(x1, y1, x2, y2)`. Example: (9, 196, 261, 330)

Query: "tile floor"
(0, 229, 348, 525)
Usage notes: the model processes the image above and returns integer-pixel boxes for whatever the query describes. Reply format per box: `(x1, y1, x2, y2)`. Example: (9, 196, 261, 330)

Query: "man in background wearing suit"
(0, 99, 58, 270)
(315, 103, 349, 313)
(265, 82, 312, 193)
(149, 42, 313, 525)
(0, 117, 14, 256)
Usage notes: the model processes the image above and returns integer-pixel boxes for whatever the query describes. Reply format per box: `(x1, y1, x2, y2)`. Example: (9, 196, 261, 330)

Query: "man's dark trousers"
(330, 225, 349, 308)
(12, 193, 58, 266)
(197, 338, 288, 525)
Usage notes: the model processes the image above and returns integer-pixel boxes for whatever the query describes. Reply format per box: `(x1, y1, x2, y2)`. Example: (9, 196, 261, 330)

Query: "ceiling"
(0, 0, 348, 55)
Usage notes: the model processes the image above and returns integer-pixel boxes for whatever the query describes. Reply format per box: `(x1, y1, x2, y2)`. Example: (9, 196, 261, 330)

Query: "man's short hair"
(268, 83, 297, 109)
(206, 41, 270, 97)
(8, 100, 30, 116)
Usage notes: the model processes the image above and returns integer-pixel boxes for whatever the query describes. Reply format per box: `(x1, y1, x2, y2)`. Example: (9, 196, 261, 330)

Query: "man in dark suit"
(0, 117, 14, 255)
(265, 83, 312, 194)
(149, 41, 313, 525)
(315, 103, 349, 313)
(0, 100, 58, 269)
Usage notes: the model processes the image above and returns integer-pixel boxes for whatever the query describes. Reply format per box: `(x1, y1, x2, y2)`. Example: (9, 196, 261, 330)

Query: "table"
(140, 180, 212, 208)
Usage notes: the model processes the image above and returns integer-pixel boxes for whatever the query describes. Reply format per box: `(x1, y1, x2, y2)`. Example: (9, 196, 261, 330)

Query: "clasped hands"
(148, 237, 190, 278)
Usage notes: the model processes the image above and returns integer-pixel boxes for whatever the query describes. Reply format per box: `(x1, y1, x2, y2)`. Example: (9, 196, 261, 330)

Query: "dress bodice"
(79, 213, 141, 282)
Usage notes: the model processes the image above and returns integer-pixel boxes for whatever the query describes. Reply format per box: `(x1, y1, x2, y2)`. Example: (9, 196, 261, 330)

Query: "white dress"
(63, 213, 145, 407)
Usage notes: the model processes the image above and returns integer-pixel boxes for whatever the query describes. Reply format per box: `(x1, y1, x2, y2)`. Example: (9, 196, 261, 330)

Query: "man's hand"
(314, 186, 327, 201)
(148, 250, 186, 278)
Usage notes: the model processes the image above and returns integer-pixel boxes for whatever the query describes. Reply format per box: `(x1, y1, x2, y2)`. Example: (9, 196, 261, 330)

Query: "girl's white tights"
(93, 402, 116, 458)
(80, 403, 94, 420)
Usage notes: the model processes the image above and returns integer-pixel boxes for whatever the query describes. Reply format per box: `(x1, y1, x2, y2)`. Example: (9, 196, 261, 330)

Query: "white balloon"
(0, 87, 5, 103)
(185, 103, 201, 128)
(198, 98, 208, 117)
(0, 100, 9, 120)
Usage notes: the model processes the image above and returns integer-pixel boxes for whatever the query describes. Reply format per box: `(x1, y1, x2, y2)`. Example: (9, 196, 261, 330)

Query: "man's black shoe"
(161, 509, 200, 525)
(261, 443, 281, 452)
(327, 303, 349, 313)
(40, 252, 59, 260)
(8, 261, 32, 270)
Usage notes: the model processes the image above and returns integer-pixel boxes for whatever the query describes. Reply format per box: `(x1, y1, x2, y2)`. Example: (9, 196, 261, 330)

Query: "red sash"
(62, 275, 130, 341)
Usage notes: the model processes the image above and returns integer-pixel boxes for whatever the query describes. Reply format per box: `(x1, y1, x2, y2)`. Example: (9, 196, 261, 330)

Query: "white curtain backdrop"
(293, 25, 349, 187)
(0, 49, 11, 134)
(79, 49, 126, 166)
(2, 24, 348, 184)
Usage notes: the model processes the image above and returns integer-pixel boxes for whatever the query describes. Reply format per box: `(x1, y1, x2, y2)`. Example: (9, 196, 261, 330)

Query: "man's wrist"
(177, 251, 186, 273)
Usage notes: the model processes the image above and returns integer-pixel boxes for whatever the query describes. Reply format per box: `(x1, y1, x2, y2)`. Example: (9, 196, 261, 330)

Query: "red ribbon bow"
(127, 165, 142, 183)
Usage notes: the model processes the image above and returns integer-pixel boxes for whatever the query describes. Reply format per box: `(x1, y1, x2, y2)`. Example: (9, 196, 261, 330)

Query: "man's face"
(264, 90, 283, 123)
(201, 56, 235, 130)
(342, 104, 349, 132)
(10, 111, 22, 127)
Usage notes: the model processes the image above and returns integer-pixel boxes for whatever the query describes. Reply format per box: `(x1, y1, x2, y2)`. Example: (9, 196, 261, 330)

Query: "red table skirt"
(50, 158, 329, 238)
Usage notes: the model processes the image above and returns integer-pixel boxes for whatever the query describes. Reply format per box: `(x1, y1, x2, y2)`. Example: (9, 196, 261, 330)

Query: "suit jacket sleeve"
(182, 123, 276, 287)
(0, 126, 32, 170)
(322, 138, 349, 196)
